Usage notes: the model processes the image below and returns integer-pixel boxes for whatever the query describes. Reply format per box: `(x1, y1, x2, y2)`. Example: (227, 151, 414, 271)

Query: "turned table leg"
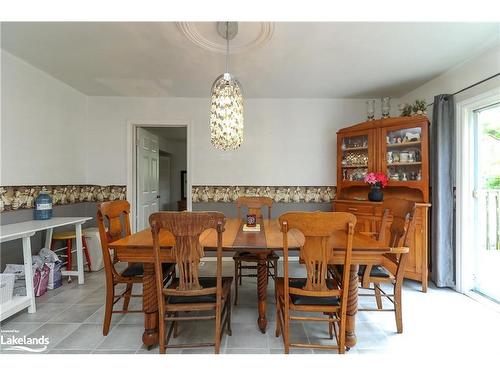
(142, 263, 159, 347)
(257, 253, 268, 333)
(345, 264, 359, 348)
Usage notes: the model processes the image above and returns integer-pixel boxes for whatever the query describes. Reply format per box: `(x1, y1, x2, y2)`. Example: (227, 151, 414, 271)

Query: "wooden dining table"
(110, 217, 403, 349)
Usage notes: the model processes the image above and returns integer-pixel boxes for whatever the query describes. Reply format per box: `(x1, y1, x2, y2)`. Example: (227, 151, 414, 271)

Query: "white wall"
(399, 44, 500, 106)
(86, 97, 368, 187)
(5, 43, 497, 188)
(1, 50, 88, 185)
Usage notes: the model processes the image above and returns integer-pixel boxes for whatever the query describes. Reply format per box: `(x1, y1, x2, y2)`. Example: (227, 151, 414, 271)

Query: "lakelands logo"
(0, 330, 49, 352)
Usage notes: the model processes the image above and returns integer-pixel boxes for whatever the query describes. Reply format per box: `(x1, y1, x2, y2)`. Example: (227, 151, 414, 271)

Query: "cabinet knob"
(348, 207, 358, 212)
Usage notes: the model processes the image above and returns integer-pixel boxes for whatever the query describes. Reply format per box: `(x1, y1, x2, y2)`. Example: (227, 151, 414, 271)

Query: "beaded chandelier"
(209, 22, 244, 150)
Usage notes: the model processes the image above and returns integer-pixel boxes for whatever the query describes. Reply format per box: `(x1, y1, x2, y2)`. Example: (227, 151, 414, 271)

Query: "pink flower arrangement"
(364, 172, 388, 188)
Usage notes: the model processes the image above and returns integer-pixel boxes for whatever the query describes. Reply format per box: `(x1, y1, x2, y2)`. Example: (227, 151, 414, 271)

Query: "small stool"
(51, 230, 92, 282)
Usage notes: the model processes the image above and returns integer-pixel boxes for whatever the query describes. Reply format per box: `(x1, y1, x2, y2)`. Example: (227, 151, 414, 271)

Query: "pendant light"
(209, 22, 244, 150)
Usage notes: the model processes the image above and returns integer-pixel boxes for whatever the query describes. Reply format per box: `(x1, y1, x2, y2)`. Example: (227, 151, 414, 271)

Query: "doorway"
(457, 88, 500, 303)
(131, 124, 189, 231)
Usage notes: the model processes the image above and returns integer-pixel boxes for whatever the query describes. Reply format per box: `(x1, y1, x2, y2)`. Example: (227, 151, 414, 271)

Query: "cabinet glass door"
(384, 126, 423, 182)
(340, 132, 370, 182)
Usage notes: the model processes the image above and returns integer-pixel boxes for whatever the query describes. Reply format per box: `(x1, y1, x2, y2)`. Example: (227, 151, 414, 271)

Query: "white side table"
(0, 216, 92, 321)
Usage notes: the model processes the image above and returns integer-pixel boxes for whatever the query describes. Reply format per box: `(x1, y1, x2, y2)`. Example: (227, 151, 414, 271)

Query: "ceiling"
(2, 22, 499, 98)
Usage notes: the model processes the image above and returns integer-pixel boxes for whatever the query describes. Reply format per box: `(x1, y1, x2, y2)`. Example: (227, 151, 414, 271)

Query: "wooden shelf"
(388, 180, 423, 185)
(342, 147, 368, 151)
(386, 141, 421, 148)
(387, 162, 422, 166)
(341, 165, 368, 169)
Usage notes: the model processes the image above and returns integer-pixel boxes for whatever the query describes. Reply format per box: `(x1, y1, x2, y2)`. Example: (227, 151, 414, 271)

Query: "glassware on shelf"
(381, 97, 391, 118)
(366, 100, 375, 121)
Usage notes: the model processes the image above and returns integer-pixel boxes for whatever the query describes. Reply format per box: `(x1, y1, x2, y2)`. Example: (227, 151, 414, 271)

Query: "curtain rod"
(426, 72, 500, 107)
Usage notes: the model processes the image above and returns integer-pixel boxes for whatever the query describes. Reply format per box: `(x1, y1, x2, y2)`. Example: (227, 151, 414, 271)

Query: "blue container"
(34, 191, 53, 220)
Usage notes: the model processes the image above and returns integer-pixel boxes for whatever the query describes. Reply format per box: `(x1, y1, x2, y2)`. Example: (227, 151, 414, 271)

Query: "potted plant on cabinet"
(364, 172, 388, 202)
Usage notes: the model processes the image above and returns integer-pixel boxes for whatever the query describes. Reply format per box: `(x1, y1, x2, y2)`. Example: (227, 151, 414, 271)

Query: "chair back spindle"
(149, 212, 225, 296)
(279, 212, 356, 300)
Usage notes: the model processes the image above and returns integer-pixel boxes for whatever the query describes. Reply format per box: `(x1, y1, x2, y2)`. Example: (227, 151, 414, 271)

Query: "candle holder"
(366, 99, 375, 121)
(381, 97, 391, 119)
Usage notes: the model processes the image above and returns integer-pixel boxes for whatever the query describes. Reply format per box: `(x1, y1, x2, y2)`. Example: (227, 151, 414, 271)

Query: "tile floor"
(1, 260, 499, 355)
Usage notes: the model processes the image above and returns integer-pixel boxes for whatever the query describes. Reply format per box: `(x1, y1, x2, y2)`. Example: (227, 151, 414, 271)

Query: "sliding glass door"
(472, 103, 500, 302)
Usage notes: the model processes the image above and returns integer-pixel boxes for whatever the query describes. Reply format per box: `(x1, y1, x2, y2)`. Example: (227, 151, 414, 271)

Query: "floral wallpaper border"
(192, 186, 336, 203)
(0, 185, 126, 212)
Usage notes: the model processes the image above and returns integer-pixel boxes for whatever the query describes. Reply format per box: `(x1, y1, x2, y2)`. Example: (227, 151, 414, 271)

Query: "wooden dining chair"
(233, 196, 279, 305)
(96, 200, 175, 335)
(275, 211, 356, 354)
(356, 198, 416, 333)
(150, 211, 233, 354)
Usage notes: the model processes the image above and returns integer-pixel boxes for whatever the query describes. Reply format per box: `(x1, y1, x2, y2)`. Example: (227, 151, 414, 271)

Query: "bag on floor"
(34, 263, 50, 297)
(39, 247, 62, 289)
(39, 247, 60, 263)
(45, 261, 62, 290)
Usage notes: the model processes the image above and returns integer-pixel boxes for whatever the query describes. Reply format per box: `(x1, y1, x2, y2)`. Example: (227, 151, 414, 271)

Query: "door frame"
(127, 120, 192, 232)
(456, 87, 500, 294)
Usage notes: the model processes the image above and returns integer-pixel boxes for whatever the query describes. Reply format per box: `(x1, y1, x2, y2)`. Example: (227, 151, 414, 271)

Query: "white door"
(472, 103, 500, 302)
(136, 128, 160, 230)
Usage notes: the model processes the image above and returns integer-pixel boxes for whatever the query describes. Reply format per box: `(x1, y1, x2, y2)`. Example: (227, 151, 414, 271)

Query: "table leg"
(75, 224, 85, 284)
(142, 263, 159, 347)
(345, 264, 359, 348)
(22, 237, 36, 313)
(257, 253, 268, 333)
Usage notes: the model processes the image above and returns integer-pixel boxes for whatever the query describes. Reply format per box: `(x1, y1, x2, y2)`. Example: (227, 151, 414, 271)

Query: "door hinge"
(472, 189, 478, 199)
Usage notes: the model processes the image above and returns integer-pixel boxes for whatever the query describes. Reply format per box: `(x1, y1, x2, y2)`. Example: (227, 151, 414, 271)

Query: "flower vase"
(368, 185, 383, 202)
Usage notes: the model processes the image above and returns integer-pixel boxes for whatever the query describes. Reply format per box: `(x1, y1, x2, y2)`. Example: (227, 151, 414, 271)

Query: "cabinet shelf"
(342, 165, 368, 169)
(342, 147, 368, 151)
(386, 141, 421, 148)
(387, 162, 422, 166)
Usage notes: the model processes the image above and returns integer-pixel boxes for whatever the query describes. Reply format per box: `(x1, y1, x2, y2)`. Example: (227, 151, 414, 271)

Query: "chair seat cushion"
(121, 262, 176, 278)
(358, 265, 391, 278)
(166, 277, 232, 304)
(121, 263, 144, 277)
(277, 278, 340, 306)
(331, 264, 391, 279)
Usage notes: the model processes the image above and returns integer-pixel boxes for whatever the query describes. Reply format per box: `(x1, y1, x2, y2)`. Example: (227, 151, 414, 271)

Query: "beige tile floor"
(1, 260, 499, 355)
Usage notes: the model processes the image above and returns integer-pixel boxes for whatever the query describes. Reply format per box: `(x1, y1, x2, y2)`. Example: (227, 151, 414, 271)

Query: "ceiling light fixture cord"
(225, 21, 229, 74)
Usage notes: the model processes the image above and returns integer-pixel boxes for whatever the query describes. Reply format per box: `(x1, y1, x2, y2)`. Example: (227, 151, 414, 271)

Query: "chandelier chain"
(225, 22, 230, 74)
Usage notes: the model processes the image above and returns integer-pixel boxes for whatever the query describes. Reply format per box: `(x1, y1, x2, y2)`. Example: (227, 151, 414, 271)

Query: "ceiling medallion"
(176, 22, 274, 54)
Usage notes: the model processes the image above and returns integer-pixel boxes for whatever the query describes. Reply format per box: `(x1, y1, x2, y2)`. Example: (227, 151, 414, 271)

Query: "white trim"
(127, 120, 192, 232)
(456, 87, 500, 294)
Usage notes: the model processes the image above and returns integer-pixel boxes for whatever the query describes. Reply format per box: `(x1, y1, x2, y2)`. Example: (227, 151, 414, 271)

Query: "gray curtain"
(430, 94, 456, 287)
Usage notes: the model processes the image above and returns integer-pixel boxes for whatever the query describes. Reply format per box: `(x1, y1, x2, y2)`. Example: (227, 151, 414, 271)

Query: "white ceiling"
(2, 22, 499, 98)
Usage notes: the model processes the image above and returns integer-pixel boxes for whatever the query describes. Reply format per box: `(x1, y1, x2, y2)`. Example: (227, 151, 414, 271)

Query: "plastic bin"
(83, 227, 104, 271)
(0, 273, 15, 304)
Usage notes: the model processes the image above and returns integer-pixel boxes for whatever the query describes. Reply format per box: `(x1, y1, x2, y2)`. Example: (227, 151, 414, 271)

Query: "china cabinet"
(334, 116, 431, 292)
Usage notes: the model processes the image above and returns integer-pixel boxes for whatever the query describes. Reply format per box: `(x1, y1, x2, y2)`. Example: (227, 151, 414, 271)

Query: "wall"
(399, 44, 500, 106)
(86, 97, 370, 187)
(1, 50, 88, 186)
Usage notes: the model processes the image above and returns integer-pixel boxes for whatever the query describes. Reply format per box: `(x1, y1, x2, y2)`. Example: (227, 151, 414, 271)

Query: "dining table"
(109, 217, 405, 349)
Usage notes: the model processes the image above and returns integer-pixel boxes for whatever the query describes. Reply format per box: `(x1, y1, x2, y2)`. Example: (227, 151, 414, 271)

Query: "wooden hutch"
(333, 116, 431, 292)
